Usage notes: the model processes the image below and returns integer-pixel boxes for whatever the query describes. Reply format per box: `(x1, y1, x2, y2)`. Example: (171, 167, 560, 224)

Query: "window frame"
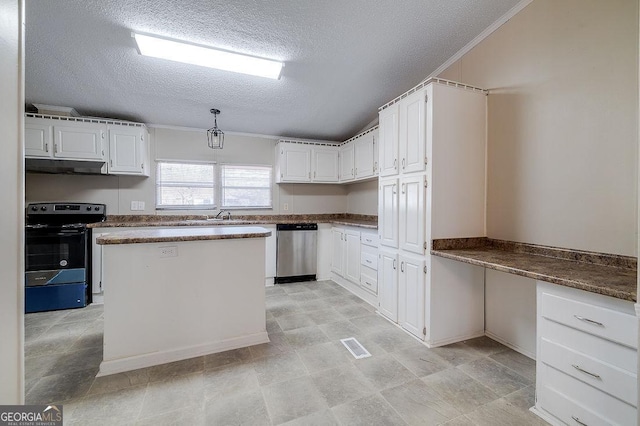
(219, 163, 273, 210)
(155, 160, 217, 210)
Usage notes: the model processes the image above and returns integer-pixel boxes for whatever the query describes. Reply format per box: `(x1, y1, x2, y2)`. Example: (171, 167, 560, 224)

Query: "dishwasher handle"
(276, 223, 318, 231)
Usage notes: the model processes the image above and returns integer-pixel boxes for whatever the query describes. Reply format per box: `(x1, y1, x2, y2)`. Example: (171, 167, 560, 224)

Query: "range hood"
(25, 158, 107, 175)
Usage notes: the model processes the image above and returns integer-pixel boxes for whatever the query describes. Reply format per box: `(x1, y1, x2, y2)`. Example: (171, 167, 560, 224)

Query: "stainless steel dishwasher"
(275, 223, 317, 283)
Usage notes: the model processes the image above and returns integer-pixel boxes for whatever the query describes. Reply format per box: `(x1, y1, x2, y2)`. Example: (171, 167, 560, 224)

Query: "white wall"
(0, 0, 24, 404)
(439, 0, 638, 257)
(26, 126, 355, 215)
(346, 180, 378, 216)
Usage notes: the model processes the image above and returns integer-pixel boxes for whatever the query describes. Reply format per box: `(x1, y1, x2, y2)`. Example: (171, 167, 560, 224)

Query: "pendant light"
(207, 108, 224, 149)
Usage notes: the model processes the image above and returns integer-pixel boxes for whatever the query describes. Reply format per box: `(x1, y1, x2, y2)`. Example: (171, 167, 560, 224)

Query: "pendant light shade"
(207, 108, 224, 149)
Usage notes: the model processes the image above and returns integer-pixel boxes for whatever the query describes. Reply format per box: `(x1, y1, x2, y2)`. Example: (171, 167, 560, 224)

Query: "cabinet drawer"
(541, 292, 637, 349)
(360, 270, 378, 295)
(541, 318, 637, 373)
(361, 249, 378, 270)
(540, 338, 637, 406)
(538, 385, 618, 426)
(360, 232, 378, 248)
(538, 364, 636, 425)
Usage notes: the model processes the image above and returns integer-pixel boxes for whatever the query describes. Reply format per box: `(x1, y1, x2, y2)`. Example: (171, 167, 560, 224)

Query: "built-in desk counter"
(431, 238, 637, 302)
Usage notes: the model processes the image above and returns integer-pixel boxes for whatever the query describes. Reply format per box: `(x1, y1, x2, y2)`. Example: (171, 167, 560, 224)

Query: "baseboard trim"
(530, 407, 561, 426)
(330, 273, 377, 307)
(98, 331, 269, 376)
(425, 330, 485, 348)
(484, 330, 536, 360)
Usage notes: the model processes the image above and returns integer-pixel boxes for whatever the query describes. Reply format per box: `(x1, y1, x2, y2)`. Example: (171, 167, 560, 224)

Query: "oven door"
(25, 225, 89, 312)
(25, 225, 87, 286)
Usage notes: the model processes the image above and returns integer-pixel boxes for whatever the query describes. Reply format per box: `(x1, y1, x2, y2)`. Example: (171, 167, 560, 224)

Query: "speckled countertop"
(88, 213, 378, 230)
(431, 238, 637, 302)
(96, 226, 271, 245)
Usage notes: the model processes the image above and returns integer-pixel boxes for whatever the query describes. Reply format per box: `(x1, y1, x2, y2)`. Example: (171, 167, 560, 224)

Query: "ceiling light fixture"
(207, 109, 224, 149)
(132, 32, 283, 79)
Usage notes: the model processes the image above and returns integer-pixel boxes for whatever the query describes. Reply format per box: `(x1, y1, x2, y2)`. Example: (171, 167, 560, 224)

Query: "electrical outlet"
(130, 201, 145, 211)
(159, 246, 178, 258)
(283, 203, 289, 211)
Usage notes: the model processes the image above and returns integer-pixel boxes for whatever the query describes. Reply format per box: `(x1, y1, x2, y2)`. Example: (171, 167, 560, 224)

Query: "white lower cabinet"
(377, 250, 398, 322)
(398, 254, 425, 339)
(344, 229, 361, 283)
(331, 227, 345, 276)
(534, 281, 638, 426)
(330, 226, 378, 306)
(263, 225, 277, 285)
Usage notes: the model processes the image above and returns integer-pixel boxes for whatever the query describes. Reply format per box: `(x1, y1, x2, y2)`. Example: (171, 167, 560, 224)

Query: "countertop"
(89, 214, 378, 230)
(431, 238, 637, 302)
(96, 226, 271, 245)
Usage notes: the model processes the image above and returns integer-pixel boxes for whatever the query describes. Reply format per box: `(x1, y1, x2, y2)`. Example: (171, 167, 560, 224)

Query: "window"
(156, 161, 216, 209)
(220, 164, 272, 209)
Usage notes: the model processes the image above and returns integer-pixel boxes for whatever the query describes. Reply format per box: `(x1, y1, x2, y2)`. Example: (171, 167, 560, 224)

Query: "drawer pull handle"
(572, 364, 601, 379)
(366, 260, 372, 264)
(574, 315, 603, 327)
(571, 415, 588, 426)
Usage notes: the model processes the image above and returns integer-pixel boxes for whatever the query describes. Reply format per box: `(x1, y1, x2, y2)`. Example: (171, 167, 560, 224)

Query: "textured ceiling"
(25, 0, 520, 141)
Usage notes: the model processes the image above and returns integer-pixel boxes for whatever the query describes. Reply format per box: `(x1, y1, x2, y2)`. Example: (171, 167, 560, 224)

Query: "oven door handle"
(61, 224, 86, 230)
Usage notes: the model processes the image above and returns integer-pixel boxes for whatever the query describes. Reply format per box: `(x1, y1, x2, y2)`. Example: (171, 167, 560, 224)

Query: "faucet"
(214, 210, 232, 220)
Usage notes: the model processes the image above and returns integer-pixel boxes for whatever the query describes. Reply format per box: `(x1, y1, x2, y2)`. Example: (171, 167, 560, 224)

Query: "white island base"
(97, 231, 269, 376)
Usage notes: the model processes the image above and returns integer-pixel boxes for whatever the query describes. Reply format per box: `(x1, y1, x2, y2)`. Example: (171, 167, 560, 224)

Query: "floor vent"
(340, 337, 371, 359)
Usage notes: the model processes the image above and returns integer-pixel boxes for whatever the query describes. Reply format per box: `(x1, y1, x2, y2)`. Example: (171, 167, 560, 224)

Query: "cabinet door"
(379, 178, 398, 248)
(279, 144, 311, 182)
(378, 250, 398, 322)
(312, 147, 339, 182)
(378, 104, 399, 177)
(25, 122, 53, 158)
(399, 90, 427, 174)
(354, 132, 375, 179)
(139, 131, 150, 177)
(54, 124, 105, 160)
(264, 225, 277, 281)
(339, 142, 355, 182)
(398, 254, 425, 339)
(331, 228, 344, 276)
(344, 229, 361, 283)
(108, 126, 143, 174)
(399, 175, 425, 254)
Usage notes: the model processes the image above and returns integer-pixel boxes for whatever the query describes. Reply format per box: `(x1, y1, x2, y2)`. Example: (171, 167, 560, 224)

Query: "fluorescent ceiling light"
(132, 32, 283, 80)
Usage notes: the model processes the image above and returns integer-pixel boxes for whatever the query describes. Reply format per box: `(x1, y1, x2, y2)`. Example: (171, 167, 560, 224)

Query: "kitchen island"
(96, 226, 271, 376)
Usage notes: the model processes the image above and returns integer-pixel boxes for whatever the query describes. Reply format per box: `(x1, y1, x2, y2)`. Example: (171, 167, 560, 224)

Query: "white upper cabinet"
(108, 125, 147, 175)
(354, 130, 377, 179)
(277, 142, 312, 183)
(399, 175, 426, 254)
(379, 177, 398, 248)
(312, 147, 339, 182)
(339, 142, 355, 182)
(54, 123, 105, 160)
(25, 115, 150, 176)
(399, 89, 427, 174)
(378, 103, 399, 177)
(25, 120, 53, 158)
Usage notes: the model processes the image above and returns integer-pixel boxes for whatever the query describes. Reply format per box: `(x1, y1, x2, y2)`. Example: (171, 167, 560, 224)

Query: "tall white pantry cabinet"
(377, 79, 487, 346)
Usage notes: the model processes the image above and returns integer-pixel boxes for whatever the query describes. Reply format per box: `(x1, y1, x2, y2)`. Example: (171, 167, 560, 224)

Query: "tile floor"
(25, 280, 546, 425)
